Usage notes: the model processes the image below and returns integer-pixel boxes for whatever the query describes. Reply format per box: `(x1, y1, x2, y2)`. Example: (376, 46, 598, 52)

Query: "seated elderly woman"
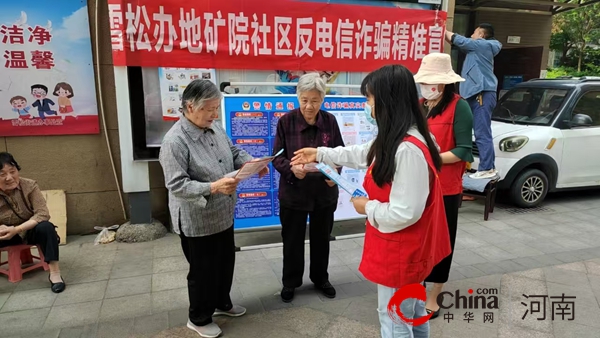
(0, 152, 65, 293)
(272, 73, 344, 303)
(159, 79, 267, 338)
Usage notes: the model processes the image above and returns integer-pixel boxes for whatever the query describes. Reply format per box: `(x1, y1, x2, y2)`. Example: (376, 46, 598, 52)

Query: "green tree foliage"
(551, 3, 600, 72)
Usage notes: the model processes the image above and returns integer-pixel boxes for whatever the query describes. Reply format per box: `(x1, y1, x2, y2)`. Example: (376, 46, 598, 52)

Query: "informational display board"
(158, 68, 217, 120)
(222, 94, 376, 230)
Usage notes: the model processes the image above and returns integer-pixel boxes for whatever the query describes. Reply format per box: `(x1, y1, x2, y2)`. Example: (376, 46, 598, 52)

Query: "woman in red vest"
(414, 53, 474, 319)
(291, 64, 452, 338)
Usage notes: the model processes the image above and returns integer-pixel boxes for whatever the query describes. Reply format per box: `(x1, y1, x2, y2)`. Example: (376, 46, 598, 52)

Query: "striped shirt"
(159, 116, 253, 237)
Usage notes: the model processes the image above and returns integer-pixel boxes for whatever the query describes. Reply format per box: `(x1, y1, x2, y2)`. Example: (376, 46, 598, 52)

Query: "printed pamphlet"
(225, 149, 284, 180)
(315, 163, 368, 198)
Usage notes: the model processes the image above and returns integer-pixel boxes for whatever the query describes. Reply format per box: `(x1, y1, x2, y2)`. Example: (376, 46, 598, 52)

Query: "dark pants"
(179, 226, 235, 326)
(0, 221, 59, 262)
(425, 194, 461, 284)
(280, 204, 335, 288)
(38, 110, 57, 119)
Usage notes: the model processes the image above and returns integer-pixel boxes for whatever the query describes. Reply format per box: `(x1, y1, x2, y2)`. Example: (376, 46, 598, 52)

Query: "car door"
(559, 90, 600, 187)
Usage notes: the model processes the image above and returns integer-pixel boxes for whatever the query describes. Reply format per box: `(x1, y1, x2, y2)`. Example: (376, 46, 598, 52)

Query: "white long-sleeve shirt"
(317, 127, 431, 233)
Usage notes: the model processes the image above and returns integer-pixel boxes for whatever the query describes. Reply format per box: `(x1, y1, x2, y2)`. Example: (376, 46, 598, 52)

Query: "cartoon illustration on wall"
(10, 96, 32, 119)
(31, 84, 57, 119)
(53, 82, 76, 120)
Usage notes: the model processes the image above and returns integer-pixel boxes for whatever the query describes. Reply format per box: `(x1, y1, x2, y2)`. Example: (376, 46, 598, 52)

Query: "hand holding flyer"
(303, 162, 340, 173)
(225, 149, 283, 181)
(315, 163, 368, 198)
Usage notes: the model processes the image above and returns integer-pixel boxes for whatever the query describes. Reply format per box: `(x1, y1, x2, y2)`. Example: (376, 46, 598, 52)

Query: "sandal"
(426, 308, 440, 319)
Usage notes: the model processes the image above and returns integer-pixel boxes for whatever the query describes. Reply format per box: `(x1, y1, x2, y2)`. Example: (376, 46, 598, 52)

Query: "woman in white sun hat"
(414, 52, 474, 319)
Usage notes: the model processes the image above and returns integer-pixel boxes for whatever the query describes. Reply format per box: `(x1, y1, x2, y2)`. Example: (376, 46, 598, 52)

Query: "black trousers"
(425, 194, 461, 284)
(0, 221, 59, 262)
(280, 204, 335, 288)
(179, 225, 235, 326)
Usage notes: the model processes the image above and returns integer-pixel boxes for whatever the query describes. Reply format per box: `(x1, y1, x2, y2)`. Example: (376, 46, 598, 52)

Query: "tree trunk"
(578, 43, 587, 72)
(561, 47, 570, 66)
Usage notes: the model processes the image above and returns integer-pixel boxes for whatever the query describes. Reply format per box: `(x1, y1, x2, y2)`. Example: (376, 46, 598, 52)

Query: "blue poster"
(503, 75, 524, 90)
(223, 94, 371, 230)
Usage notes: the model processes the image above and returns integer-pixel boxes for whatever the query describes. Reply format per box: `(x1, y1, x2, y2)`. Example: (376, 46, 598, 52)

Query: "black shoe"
(426, 308, 440, 319)
(281, 287, 295, 303)
(316, 282, 336, 298)
(49, 276, 66, 293)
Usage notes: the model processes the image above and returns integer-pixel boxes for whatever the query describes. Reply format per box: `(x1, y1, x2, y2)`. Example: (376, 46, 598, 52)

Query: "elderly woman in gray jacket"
(159, 79, 267, 338)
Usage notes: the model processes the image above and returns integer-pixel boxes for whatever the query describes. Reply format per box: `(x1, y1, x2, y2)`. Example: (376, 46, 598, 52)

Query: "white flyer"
(315, 163, 368, 198)
(225, 149, 283, 180)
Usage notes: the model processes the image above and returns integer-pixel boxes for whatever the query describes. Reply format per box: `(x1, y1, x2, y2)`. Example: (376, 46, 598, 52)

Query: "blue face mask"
(364, 104, 376, 125)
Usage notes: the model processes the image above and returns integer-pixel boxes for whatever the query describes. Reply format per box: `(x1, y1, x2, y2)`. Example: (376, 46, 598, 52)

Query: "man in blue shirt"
(446, 24, 502, 179)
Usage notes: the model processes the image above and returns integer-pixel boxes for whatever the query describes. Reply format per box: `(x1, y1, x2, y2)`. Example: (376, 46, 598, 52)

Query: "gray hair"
(181, 79, 222, 113)
(296, 73, 326, 98)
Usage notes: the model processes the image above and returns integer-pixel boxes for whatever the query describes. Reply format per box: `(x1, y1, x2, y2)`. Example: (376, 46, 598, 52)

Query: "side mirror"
(571, 113, 593, 127)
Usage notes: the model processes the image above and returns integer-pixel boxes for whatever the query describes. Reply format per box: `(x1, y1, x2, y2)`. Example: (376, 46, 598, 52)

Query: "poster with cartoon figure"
(0, 1, 99, 136)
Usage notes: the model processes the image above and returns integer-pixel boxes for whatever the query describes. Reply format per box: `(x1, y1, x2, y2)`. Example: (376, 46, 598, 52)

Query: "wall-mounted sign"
(507, 36, 521, 44)
(107, 0, 447, 73)
(222, 94, 375, 230)
(503, 75, 524, 90)
(0, 1, 99, 137)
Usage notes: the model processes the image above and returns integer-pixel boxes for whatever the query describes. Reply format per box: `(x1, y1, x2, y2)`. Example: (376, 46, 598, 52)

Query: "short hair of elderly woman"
(296, 73, 327, 98)
(181, 79, 222, 112)
(0, 152, 21, 171)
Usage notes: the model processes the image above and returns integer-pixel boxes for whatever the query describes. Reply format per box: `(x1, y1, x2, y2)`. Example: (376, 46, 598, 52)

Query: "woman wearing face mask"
(291, 64, 452, 338)
(414, 53, 474, 319)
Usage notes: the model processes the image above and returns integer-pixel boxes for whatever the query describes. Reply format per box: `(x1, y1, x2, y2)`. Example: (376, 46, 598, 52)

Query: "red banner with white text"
(107, 0, 446, 73)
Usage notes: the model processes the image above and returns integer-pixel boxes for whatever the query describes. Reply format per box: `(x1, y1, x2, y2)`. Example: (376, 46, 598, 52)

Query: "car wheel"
(510, 169, 549, 208)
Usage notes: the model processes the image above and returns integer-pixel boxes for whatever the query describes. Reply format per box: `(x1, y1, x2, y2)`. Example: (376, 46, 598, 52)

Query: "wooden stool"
(0, 245, 49, 283)
(460, 179, 499, 221)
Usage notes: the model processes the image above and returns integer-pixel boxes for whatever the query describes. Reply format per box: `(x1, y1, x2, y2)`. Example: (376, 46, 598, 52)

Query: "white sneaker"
(469, 169, 498, 179)
(214, 304, 247, 317)
(187, 320, 222, 338)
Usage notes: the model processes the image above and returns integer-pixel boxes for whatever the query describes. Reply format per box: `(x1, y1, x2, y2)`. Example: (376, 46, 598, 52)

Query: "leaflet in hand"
(303, 162, 340, 173)
(225, 149, 284, 180)
(315, 163, 368, 198)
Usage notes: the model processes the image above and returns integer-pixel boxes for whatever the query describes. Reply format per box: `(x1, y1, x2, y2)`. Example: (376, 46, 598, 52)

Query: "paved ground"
(1, 190, 600, 337)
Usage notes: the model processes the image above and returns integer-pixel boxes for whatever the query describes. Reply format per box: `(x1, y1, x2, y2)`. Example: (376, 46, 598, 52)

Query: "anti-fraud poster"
(0, 1, 99, 137)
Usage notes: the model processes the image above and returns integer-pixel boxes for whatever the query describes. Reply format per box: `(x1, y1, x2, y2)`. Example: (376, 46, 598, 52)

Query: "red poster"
(107, 0, 446, 73)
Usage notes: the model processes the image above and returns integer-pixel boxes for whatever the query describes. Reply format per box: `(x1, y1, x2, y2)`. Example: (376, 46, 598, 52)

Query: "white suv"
(470, 77, 600, 207)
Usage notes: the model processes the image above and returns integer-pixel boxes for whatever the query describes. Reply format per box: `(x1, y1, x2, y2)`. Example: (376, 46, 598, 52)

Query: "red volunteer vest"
(358, 136, 452, 289)
(424, 94, 467, 196)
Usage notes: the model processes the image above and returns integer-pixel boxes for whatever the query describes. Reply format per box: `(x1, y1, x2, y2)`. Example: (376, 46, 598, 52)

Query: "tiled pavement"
(1, 192, 600, 337)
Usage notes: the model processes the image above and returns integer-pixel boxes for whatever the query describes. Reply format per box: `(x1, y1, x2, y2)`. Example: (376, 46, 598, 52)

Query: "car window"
(493, 88, 569, 125)
(572, 91, 600, 127)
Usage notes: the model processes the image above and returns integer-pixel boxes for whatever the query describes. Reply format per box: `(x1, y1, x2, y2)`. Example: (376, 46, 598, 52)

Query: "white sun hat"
(414, 53, 465, 85)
